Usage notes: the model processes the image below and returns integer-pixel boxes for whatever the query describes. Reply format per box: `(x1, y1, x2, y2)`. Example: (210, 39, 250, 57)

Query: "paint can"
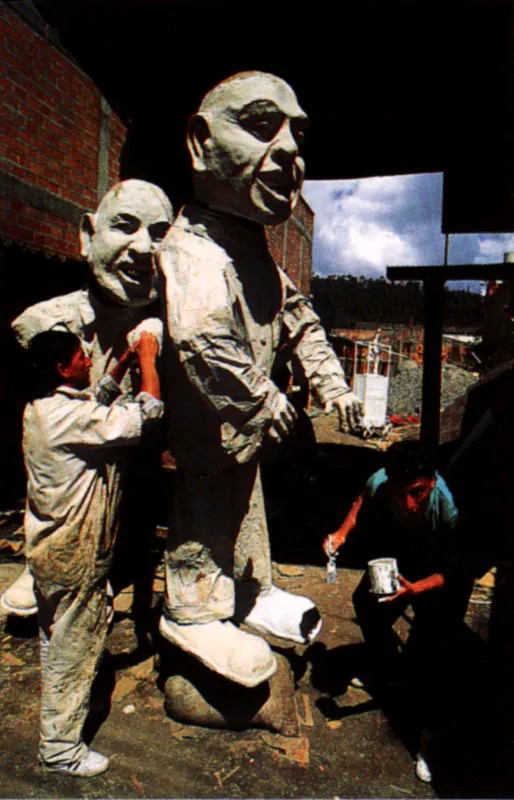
(368, 557, 399, 595)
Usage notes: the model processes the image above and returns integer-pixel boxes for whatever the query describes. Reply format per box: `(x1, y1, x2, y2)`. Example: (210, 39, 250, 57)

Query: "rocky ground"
(0, 415, 511, 799)
(388, 363, 478, 418)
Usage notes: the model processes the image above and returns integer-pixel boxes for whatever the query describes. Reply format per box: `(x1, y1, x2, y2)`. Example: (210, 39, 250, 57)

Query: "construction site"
(2, 1, 514, 798)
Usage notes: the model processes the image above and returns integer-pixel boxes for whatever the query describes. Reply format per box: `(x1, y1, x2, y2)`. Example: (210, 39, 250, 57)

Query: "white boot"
(159, 616, 277, 688)
(41, 749, 109, 778)
(243, 586, 322, 645)
(414, 753, 432, 784)
(0, 565, 37, 617)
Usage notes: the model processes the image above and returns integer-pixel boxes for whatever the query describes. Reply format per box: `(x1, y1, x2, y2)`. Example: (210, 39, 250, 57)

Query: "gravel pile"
(387, 362, 478, 417)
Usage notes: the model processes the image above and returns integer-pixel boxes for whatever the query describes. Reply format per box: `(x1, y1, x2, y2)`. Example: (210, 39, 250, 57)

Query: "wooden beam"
(421, 278, 444, 450)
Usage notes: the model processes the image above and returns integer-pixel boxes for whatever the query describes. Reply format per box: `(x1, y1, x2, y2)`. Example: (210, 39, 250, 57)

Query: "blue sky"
(303, 173, 514, 289)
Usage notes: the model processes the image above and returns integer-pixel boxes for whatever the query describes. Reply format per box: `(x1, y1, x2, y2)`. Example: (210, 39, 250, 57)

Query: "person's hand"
(380, 572, 445, 603)
(323, 533, 341, 557)
(332, 392, 364, 433)
(267, 392, 297, 443)
(136, 331, 160, 361)
(380, 574, 416, 603)
(118, 345, 137, 365)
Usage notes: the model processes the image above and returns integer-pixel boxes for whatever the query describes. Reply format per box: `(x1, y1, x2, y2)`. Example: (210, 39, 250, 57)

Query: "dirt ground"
(0, 414, 512, 799)
(0, 558, 508, 800)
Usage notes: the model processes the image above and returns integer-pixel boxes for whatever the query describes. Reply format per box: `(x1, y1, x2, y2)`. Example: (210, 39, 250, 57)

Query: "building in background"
(0, 1, 315, 505)
(265, 196, 314, 298)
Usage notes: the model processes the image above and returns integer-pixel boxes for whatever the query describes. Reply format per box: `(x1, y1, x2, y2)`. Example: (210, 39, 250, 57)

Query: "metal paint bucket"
(368, 557, 399, 595)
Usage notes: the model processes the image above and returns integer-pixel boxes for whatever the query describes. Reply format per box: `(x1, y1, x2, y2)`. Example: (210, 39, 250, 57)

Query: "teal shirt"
(366, 468, 458, 530)
(359, 469, 458, 580)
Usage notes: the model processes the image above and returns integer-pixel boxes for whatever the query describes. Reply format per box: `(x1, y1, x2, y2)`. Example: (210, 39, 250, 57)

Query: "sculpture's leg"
(234, 464, 323, 646)
(233, 462, 272, 592)
(159, 462, 276, 687)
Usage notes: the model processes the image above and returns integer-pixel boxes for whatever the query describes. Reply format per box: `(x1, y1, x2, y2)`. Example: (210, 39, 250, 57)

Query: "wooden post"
(421, 278, 444, 450)
(386, 262, 514, 451)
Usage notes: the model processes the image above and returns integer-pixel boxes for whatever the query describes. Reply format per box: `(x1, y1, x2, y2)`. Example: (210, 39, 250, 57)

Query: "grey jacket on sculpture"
(158, 204, 350, 471)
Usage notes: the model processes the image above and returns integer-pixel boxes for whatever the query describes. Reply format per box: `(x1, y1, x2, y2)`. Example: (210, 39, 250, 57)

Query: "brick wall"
(1, 0, 314, 284)
(333, 326, 477, 371)
(265, 195, 314, 297)
(0, 1, 127, 260)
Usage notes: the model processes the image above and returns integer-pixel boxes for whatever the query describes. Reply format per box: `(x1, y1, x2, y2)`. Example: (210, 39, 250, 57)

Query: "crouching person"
(323, 440, 473, 785)
(23, 330, 163, 777)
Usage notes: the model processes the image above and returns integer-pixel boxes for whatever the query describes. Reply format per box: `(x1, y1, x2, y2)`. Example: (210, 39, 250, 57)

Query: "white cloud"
(348, 222, 416, 268)
(303, 174, 514, 285)
(475, 234, 514, 261)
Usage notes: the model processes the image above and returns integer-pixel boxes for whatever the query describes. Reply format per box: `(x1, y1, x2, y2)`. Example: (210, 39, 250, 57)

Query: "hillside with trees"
(311, 275, 484, 330)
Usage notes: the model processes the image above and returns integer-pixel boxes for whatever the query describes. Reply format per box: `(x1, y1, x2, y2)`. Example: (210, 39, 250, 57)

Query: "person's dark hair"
(384, 440, 436, 484)
(27, 330, 82, 396)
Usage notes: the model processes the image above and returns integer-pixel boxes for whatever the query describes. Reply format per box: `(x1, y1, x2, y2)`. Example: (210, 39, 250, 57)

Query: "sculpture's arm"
(281, 274, 363, 432)
(281, 274, 351, 403)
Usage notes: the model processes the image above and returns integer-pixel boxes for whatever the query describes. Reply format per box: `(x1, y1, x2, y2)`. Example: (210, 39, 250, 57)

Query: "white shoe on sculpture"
(41, 748, 110, 778)
(243, 586, 322, 645)
(0, 565, 37, 617)
(159, 616, 277, 688)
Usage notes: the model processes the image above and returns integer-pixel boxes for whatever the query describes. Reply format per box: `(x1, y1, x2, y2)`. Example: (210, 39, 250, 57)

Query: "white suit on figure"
(1, 179, 173, 620)
(158, 72, 363, 688)
(5, 180, 173, 774)
(159, 203, 353, 619)
(158, 153, 362, 685)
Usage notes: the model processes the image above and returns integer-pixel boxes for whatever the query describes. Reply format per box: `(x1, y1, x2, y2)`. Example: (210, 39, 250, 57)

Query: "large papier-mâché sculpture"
(158, 72, 363, 687)
(0, 180, 174, 618)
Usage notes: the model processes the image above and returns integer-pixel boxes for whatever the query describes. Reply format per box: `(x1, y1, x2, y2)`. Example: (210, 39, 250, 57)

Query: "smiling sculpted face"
(80, 180, 174, 306)
(188, 72, 308, 225)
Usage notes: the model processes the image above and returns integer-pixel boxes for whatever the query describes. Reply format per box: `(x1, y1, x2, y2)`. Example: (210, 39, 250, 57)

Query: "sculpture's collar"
(176, 205, 269, 253)
(84, 284, 156, 328)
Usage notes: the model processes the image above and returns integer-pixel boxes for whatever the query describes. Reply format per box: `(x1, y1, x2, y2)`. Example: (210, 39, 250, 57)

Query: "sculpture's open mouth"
(256, 165, 301, 206)
(255, 176, 296, 205)
(118, 263, 152, 287)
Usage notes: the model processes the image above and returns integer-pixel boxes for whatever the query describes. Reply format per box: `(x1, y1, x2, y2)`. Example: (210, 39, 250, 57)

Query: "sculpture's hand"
(332, 392, 364, 434)
(267, 392, 297, 443)
(127, 317, 163, 356)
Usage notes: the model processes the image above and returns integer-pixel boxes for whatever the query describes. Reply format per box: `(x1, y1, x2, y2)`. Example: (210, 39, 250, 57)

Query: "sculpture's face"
(190, 74, 308, 225)
(80, 181, 173, 306)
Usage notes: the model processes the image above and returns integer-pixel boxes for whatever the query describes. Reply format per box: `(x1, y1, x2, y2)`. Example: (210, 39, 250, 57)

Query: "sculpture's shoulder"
(158, 223, 237, 343)
(158, 218, 233, 314)
(12, 289, 91, 348)
(158, 219, 229, 280)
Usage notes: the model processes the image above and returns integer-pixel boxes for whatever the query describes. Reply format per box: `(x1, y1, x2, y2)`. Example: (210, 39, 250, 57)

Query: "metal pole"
(444, 233, 450, 266)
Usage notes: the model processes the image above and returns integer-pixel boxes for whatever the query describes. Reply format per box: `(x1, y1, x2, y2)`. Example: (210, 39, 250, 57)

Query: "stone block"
(163, 652, 298, 736)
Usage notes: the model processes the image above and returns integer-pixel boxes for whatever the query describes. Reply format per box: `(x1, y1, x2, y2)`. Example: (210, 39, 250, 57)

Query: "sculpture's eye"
(291, 120, 308, 148)
(112, 215, 139, 235)
(239, 110, 283, 142)
(149, 221, 171, 242)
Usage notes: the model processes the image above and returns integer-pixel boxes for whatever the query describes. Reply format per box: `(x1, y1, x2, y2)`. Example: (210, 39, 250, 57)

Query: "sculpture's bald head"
(188, 71, 308, 225)
(80, 180, 174, 306)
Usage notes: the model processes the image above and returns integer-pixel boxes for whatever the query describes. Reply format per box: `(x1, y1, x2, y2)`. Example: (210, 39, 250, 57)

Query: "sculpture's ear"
(79, 213, 95, 258)
(186, 113, 211, 173)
